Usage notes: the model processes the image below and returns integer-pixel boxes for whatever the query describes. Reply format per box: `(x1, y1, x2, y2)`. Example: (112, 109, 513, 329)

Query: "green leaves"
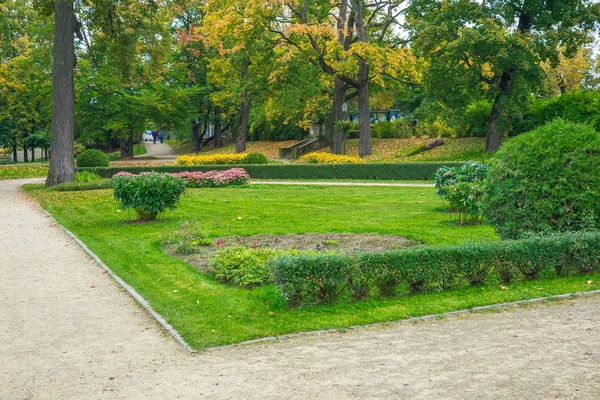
(112, 172, 186, 221)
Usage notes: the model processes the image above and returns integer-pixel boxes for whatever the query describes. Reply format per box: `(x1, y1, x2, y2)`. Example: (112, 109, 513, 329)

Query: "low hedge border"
(270, 231, 600, 308)
(80, 162, 466, 181)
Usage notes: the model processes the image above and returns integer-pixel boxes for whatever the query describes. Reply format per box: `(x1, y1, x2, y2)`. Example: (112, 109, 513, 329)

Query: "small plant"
(76, 149, 110, 168)
(210, 246, 296, 287)
(169, 221, 212, 254)
(434, 161, 488, 224)
(75, 171, 103, 183)
(324, 240, 339, 246)
(112, 172, 186, 221)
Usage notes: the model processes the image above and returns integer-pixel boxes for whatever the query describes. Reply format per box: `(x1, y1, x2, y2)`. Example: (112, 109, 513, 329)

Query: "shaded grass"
(25, 184, 600, 349)
(0, 165, 48, 179)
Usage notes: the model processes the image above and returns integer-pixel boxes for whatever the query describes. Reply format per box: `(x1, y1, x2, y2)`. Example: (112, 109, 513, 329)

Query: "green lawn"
(0, 165, 48, 179)
(25, 184, 600, 349)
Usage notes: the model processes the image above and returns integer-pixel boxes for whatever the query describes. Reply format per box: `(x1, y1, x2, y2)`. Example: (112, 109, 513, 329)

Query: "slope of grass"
(309, 138, 487, 162)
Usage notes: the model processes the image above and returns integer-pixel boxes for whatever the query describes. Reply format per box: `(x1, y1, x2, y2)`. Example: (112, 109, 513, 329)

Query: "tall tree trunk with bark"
(214, 106, 223, 148)
(119, 133, 133, 158)
(352, 0, 372, 157)
(31, 147, 35, 162)
(485, 7, 532, 153)
(46, 0, 75, 186)
(12, 145, 17, 163)
(330, 78, 345, 154)
(236, 60, 250, 153)
(192, 118, 200, 154)
(23, 144, 28, 162)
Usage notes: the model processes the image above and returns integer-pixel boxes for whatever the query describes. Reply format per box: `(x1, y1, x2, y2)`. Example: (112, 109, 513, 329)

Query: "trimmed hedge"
(54, 179, 112, 192)
(81, 162, 465, 181)
(270, 231, 600, 308)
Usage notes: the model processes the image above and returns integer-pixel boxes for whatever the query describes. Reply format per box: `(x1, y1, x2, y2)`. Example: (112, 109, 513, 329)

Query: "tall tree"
(267, 0, 415, 156)
(409, 0, 600, 152)
(46, 0, 75, 186)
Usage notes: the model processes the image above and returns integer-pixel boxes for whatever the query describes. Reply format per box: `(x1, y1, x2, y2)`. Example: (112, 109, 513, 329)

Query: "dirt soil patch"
(166, 232, 416, 273)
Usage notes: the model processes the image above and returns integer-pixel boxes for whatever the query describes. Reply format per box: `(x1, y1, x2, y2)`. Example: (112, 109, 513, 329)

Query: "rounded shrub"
(76, 149, 109, 168)
(112, 172, 186, 221)
(482, 119, 600, 239)
(243, 152, 269, 164)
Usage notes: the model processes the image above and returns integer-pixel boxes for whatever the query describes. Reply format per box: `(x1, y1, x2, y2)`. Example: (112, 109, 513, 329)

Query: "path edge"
(30, 185, 600, 354)
(40, 208, 197, 353)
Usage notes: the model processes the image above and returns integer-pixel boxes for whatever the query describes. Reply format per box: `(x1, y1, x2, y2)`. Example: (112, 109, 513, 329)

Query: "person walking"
(152, 131, 158, 144)
(158, 131, 164, 144)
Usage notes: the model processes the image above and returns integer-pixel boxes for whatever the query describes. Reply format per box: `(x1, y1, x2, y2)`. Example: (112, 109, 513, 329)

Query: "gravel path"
(2, 178, 599, 399)
(140, 142, 177, 159)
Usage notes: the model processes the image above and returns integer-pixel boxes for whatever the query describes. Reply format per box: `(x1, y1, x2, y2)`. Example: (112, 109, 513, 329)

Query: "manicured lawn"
(25, 184, 600, 349)
(0, 165, 48, 179)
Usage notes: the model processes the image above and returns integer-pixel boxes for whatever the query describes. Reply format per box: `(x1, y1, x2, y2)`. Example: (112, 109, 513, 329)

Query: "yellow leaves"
(300, 152, 364, 164)
(176, 154, 248, 166)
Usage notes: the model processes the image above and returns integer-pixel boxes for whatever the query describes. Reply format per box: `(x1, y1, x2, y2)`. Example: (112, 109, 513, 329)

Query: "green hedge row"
(80, 162, 465, 181)
(54, 179, 112, 191)
(270, 232, 600, 308)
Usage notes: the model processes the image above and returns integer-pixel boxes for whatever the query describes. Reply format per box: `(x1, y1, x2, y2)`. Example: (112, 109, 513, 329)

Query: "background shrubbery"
(482, 119, 600, 239)
(76, 149, 110, 168)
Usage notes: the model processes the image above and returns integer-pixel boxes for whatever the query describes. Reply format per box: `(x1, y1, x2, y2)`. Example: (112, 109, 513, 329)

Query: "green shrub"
(0, 158, 16, 165)
(460, 100, 492, 137)
(112, 172, 186, 221)
(271, 253, 350, 308)
(482, 119, 600, 239)
(243, 152, 269, 164)
(371, 120, 414, 139)
(271, 231, 600, 308)
(74, 142, 87, 157)
(54, 180, 111, 192)
(84, 162, 466, 181)
(76, 149, 109, 168)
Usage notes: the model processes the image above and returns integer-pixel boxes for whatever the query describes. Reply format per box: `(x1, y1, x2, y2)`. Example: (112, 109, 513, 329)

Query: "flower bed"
(113, 168, 250, 188)
(300, 152, 364, 164)
(171, 168, 250, 188)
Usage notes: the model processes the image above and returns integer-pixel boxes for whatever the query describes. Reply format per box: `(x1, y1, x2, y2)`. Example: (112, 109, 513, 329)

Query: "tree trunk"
(23, 144, 28, 163)
(236, 61, 250, 153)
(119, 134, 133, 158)
(330, 78, 346, 154)
(12, 145, 17, 162)
(31, 147, 35, 162)
(353, 0, 371, 157)
(192, 118, 200, 155)
(46, 0, 75, 186)
(214, 106, 223, 148)
(485, 71, 511, 153)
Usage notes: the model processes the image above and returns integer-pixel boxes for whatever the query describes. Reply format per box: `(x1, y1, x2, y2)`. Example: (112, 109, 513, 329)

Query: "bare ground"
(166, 232, 415, 273)
(2, 179, 600, 399)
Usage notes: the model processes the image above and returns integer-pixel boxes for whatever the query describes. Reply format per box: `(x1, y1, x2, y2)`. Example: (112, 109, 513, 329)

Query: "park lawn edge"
(22, 184, 600, 349)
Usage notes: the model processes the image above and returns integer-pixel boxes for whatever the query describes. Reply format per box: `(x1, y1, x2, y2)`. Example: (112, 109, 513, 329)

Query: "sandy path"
(1, 178, 599, 399)
(140, 142, 177, 159)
